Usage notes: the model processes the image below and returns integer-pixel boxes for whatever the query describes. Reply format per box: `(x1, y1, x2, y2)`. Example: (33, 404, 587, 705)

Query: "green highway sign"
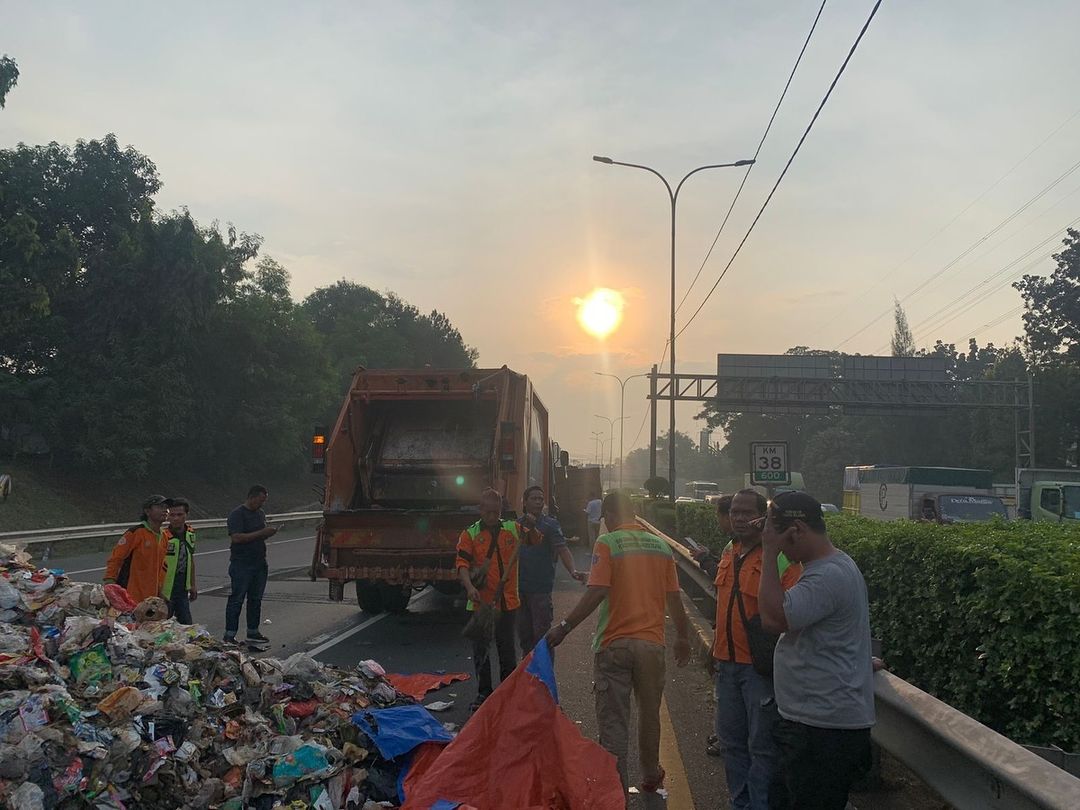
(750, 441, 790, 487)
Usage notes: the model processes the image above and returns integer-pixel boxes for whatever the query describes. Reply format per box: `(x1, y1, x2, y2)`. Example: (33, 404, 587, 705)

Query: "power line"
(910, 215, 1080, 340)
(833, 156, 1080, 350)
(677, 0, 830, 314)
(805, 105, 1080, 342)
(867, 216, 1080, 352)
(675, 0, 885, 342)
(970, 304, 1023, 339)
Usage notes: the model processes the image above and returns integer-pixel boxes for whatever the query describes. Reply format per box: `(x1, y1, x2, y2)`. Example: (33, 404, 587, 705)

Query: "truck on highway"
(843, 465, 1009, 523)
(1012, 468, 1080, 522)
(311, 366, 560, 612)
(553, 464, 601, 542)
(684, 481, 721, 501)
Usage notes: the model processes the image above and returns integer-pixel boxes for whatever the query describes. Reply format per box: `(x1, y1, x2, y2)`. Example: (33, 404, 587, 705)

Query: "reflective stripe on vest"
(163, 528, 196, 595)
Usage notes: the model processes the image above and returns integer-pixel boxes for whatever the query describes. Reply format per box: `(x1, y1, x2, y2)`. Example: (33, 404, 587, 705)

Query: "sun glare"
(575, 288, 624, 339)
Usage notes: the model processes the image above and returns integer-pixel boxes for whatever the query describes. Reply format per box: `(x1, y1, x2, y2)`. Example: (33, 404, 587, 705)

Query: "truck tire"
(355, 580, 384, 614)
(380, 584, 411, 614)
(432, 581, 462, 597)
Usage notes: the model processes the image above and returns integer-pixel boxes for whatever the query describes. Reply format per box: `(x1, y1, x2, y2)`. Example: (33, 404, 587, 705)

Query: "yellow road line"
(659, 694, 694, 809)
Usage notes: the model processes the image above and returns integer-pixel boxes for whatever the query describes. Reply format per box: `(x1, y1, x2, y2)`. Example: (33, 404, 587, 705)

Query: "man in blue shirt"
(225, 485, 278, 649)
(517, 485, 586, 654)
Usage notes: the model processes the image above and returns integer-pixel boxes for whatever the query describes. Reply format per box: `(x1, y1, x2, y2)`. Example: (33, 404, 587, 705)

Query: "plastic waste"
(0, 543, 437, 809)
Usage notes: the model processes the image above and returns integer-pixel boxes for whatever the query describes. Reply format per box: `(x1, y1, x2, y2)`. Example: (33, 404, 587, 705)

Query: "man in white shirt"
(584, 492, 603, 545)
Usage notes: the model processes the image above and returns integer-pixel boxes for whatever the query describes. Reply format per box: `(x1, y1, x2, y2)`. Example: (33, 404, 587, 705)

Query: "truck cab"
(1030, 482, 1080, 522)
(1015, 468, 1080, 522)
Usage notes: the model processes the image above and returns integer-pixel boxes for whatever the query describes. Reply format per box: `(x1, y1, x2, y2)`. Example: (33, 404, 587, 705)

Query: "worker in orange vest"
(103, 495, 169, 603)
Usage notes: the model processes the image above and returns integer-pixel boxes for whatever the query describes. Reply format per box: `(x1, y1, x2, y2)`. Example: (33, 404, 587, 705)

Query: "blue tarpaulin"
(351, 704, 454, 760)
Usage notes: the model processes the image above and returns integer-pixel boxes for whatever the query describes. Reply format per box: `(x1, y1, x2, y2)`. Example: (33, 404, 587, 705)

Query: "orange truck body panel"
(314, 367, 552, 595)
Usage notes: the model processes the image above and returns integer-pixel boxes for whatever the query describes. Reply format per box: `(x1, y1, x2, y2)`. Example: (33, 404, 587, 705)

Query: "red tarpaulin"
(386, 672, 471, 702)
(401, 640, 624, 810)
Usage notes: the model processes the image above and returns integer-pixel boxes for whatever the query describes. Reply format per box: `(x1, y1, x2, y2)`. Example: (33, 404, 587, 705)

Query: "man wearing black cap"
(757, 491, 876, 810)
(104, 495, 169, 604)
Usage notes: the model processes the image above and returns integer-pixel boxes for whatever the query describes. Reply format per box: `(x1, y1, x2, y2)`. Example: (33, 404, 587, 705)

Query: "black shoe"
(223, 634, 238, 645)
(246, 632, 270, 649)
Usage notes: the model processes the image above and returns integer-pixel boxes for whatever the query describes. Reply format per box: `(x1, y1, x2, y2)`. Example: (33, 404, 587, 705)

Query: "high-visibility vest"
(722, 540, 792, 577)
(163, 525, 196, 596)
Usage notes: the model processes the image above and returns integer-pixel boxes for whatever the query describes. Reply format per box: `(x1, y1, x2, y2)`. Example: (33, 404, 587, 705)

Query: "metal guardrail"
(0, 511, 323, 549)
(638, 517, 1080, 810)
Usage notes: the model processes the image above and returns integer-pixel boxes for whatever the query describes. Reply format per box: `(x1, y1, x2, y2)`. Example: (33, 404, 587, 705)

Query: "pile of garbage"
(0, 544, 443, 809)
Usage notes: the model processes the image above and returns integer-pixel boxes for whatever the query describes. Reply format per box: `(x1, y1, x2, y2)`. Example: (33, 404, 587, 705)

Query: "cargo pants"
(593, 637, 666, 793)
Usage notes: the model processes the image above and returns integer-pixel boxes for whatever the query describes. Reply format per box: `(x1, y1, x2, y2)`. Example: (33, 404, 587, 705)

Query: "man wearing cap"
(758, 491, 877, 810)
(103, 495, 169, 603)
(163, 498, 198, 625)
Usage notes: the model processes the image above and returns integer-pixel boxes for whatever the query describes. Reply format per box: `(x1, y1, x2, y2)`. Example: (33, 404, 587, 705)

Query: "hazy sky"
(5, 1, 1080, 462)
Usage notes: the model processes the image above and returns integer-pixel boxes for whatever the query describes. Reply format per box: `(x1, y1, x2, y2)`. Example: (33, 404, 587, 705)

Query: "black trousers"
(472, 608, 518, 698)
(770, 718, 872, 810)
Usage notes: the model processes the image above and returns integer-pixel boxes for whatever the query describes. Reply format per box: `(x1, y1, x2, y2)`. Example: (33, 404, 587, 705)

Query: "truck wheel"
(432, 581, 462, 596)
(355, 580, 384, 614)
(381, 584, 411, 614)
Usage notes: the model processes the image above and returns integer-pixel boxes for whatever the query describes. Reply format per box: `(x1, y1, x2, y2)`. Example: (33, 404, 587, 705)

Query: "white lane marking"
(307, 588, 436, 658)
(193, 565, 312, 596)
(61, 535, 316, 576)
(307, 614, 390, 658)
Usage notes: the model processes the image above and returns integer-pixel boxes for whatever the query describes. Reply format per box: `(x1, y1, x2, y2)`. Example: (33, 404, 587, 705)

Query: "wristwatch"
(558, 619, 571, 631)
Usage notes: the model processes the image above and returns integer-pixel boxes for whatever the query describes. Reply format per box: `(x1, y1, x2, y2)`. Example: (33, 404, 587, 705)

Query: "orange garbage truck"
(311, 366, 565, 613)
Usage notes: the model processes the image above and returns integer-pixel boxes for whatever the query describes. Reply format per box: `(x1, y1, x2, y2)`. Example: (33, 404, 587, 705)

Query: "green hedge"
(675, 502, 726, 551)
(632, 496, 677, 537)
(828, 515, 1080, 750)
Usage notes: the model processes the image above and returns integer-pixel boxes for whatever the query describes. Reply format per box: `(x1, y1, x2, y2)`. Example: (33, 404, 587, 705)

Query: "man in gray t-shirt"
(757, 491, 878, 810)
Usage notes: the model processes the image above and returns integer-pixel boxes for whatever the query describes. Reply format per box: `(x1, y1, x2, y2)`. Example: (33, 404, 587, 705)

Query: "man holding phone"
(224, 485, 277, 649)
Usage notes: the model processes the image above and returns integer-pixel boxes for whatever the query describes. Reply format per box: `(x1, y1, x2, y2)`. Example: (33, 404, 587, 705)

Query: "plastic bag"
(0, 576, 20, 609)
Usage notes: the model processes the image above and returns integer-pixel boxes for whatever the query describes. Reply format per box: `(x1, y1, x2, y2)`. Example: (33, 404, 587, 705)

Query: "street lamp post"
(590, 430, 604, 466)
(594, 371, 651, 489)
(593, 154, 754, 501)
(594, 413, 630, 490)
(594, 415, 615, 490)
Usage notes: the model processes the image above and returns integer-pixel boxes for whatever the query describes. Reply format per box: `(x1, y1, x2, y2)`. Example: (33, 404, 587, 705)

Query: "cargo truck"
(1013, 468, 1080, 522)
(311, 366, 563, 613)
(842, 466, 1008, 523)
(552, 464, 602, 543)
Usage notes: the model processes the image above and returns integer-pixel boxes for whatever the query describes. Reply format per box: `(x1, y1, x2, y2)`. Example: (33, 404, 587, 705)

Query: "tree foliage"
(0, 55, 17, 109)
(891, 297, 916, 357)
(1015, 228, 1080, 363)
(0, 135, 477, 480)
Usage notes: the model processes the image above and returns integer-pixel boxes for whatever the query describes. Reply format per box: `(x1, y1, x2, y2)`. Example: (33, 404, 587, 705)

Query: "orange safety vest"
(104, 522, 167, 603)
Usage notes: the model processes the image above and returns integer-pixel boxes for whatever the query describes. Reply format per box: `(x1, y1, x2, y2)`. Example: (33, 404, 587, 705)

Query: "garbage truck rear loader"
(312, 367, 555, 613)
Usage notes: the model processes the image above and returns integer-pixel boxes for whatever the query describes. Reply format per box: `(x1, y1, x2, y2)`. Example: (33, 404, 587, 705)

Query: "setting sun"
(574, 288, 624, 339)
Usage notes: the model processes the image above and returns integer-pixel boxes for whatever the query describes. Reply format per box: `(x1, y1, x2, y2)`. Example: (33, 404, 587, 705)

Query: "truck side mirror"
(559, 450, 570, 468)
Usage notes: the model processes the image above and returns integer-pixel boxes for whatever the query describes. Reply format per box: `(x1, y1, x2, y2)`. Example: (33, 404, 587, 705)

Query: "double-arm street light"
(594, 371, 652, 489)
(590, 430, 605, 467)
(593, 155, 754, 501)
(593, 414, 629, 491)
